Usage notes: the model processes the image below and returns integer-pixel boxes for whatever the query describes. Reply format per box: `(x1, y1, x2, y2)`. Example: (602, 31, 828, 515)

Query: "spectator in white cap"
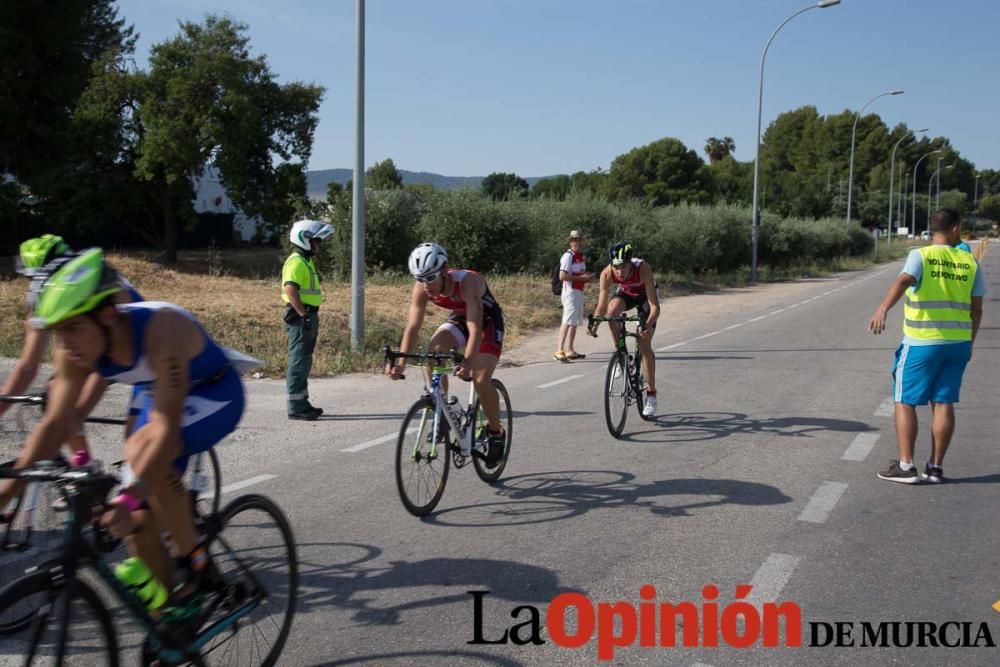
(554, 230, 592, 362)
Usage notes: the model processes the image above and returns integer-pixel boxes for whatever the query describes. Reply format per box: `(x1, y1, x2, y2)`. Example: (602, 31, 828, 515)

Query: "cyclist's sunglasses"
(416, 272, 441, 284)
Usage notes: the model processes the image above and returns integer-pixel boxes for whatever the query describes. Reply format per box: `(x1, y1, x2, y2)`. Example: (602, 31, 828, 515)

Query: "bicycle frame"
(424, 365, 479, 458)
(2, 466, 266, 665)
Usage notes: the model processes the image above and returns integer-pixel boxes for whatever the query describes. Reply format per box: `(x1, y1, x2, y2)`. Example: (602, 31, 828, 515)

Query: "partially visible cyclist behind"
(0, 249, 245, 618)
(588, 241, 661, 417)
(1, 236, 143, 477)
(388, 242, 507, 467)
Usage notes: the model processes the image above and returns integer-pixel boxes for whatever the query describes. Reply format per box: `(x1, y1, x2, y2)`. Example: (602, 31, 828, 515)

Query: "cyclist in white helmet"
(388, 243, 507, 468)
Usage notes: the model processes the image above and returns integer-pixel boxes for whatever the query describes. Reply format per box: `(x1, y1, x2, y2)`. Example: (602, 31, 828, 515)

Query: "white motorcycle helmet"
(289, 219, 334, 252)
(408, 242, 448, 280)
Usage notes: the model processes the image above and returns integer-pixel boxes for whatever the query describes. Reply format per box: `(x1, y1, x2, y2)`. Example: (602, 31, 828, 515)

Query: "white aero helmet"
(289, 219, 334, 251)
(408, 242, 448, 280)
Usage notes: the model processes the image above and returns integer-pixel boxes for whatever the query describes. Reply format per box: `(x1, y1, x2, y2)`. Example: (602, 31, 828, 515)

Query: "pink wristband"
(113, 492, 143, 513)
(71, 450, 90, 467)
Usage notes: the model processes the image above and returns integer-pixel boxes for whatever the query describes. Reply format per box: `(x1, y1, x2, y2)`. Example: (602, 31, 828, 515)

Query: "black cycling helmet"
(608, 242, 633, 266)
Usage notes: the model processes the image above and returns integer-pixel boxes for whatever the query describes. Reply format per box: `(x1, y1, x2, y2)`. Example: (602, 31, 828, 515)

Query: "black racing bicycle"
(588, 314, 655, 438)
(0, 461, 297, 666)
(384, 348, 513, 517)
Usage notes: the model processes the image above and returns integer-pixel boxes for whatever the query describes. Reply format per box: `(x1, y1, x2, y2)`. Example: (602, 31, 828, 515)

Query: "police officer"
(283, 219, 333, 420)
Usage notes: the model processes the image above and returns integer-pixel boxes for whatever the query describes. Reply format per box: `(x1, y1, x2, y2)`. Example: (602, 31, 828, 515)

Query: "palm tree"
(704, 137, 736, 164)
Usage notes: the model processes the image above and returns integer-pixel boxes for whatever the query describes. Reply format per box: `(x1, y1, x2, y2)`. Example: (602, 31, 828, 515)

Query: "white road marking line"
(769, 309, 785, 315)
(215, 474, 277, 496)
(747, 315, 766, 323)
(693, 331, 721, 341)
(874, 396, 894, 417)
(342, 428, 414, 453)
(745, 553, 801, 606)
(723, 323, 744, 331)
(786, 303, 800, 309)
(797, 481, 848, 523)
(656, 341, 689, 352)
(842, 433, 879, 462)
(537, 374, 585, 389)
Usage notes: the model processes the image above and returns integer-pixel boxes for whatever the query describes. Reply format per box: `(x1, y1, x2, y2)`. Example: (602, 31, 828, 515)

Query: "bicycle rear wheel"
(472, 379, 513, 483)
(188, 447, 222, 517)
(196, 494, 297, 667)
(395, 397, 450, 516)
(604, 353, 628, 438)
(0, 571, 118, 664)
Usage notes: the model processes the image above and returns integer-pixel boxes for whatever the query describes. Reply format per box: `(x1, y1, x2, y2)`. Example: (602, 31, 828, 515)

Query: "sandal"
(553, 351, 570, 363)
(566, 352, 586, 360)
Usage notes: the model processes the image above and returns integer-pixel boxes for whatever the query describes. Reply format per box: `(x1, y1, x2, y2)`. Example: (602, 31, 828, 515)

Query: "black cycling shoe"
(288, 410, 319, 421)
(484, 428, 506, 469)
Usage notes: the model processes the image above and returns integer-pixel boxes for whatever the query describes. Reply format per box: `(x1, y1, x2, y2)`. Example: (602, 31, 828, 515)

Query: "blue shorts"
(892, 342, 971, 406)
(131, 368, 245, 472)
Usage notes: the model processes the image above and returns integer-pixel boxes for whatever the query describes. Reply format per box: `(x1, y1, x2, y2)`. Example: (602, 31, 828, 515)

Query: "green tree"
(978, 194, 1000, 222)
(0, 0, 136, 238)
(482, 172, 529, 201)
(366, 158, 404, 190)
(79, 15, 323, 262)
(703, 137, 735, 164)
(710, 156, 752, 205)
(531, 174, 571, 200)
(608, 137, 714, 206)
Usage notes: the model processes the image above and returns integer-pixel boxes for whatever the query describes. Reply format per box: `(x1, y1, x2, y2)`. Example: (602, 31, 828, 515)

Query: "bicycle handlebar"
(0, 460, 118, 488)
(383, 346, 465, 366)
(0, 395, 45, 406)
(0, 393, 127, 426)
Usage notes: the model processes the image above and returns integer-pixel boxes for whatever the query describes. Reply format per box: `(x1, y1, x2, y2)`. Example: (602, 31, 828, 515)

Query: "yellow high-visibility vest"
(902, 245, 976, 341)
(281, 252, 323, 306)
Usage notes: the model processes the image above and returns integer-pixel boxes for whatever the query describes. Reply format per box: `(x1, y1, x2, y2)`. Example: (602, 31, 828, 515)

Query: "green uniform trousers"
(286, 307, 318, 414)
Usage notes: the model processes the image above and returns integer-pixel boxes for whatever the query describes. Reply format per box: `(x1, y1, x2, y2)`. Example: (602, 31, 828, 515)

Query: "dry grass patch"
(0, 246, 908, 376)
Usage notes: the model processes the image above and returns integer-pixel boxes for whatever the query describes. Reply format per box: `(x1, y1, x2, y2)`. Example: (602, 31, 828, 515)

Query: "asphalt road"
(2, 246, 998, 666)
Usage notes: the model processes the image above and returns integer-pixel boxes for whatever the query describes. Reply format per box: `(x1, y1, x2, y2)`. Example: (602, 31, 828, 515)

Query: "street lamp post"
(886, 128, 927, 247)
(900, 171, 909, 235)
(973, 172, 980, 210)
(911, 150, 941, 235)
(750, 0, 841, 283)
(847, 89, 904, 225)
(928, 164, 954, 235)
(350, 0, 366, 350)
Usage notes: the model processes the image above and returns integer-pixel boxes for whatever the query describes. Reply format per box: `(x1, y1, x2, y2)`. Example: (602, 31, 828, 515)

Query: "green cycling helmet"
(17, 234, 72, 274)
(31, 248, 122, 329)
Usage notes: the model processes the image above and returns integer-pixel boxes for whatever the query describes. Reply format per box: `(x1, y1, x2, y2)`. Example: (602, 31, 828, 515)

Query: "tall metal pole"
(847, 89, 903, 225)
(927, 166, 938, 236)
(350, 0, 366, 350)
(899, 170, 908, 237)
(886, 134, 908, 245)
(934, 157, 943, 211)
(973, 172, 980, 210)
(911, 150, 939, 235)
(750, 0, 839, 283)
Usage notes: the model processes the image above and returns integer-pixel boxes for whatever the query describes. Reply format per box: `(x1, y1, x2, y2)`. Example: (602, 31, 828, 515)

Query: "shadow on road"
(619, 411, 874, 444)
(318, 650, 525, 666)
(421, 469, 791, 528)
(294, 541, 571, 628)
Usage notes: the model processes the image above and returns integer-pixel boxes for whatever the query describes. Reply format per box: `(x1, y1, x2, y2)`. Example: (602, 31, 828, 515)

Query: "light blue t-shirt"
(900, 247, 986, 346)
(955, 241, 972, 253)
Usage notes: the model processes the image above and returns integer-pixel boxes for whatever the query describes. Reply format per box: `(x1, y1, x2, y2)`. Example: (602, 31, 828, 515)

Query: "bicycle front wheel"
(197, 494, 298, 667)
(0, 571, 119, 665)
(604, 353, 629, 438)
(395, 397, 450, 517)
(472, 379, 513, 483)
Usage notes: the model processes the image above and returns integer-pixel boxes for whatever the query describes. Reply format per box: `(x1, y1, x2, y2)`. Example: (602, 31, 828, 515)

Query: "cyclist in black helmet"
(589, 242, 660, 417)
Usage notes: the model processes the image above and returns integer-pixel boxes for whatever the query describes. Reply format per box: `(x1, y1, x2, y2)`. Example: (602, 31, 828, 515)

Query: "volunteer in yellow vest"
(282, 219, 333, 420)
(867, 209, 985, 484)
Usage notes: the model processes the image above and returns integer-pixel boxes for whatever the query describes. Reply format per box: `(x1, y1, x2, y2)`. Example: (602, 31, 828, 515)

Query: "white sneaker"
(642, 395, 657, 417)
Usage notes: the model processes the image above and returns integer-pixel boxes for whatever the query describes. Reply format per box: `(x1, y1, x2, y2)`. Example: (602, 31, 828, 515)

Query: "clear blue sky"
(117, 0, 999, 177)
